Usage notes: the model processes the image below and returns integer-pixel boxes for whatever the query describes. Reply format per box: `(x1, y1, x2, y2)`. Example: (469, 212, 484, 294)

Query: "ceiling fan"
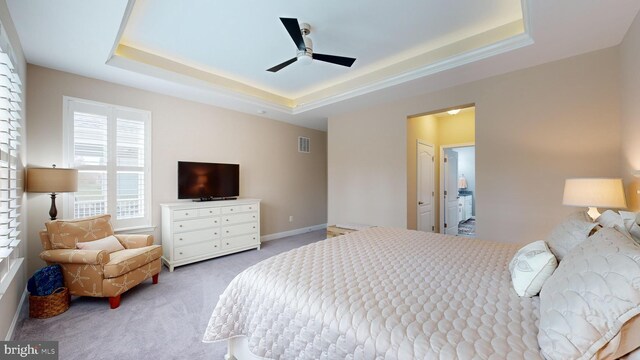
(267, 17, 356, 72)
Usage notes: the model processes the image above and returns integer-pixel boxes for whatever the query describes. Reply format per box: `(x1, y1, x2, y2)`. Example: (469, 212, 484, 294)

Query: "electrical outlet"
(289, 216, 293, 222)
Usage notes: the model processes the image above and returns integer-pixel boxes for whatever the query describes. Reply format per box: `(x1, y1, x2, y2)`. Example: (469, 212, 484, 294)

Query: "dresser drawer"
(222, 222, 258, 237)
(174, 228, 220, 246)
(221, 234, 259, 250)
(173, 209, 197, 220)
(220, 204, 258, 214)
(198, 207, 221, 217)
(174, 240, 221, 261)
(222, 212, 258, 225)
(174, 217, 220, 233)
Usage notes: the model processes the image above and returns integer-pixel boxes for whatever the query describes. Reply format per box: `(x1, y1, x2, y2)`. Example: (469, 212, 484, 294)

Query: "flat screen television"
(178, 161, 239, 201)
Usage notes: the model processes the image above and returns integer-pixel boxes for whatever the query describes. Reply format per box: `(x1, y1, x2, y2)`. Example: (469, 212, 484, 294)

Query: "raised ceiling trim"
(107, 1, 531, 115)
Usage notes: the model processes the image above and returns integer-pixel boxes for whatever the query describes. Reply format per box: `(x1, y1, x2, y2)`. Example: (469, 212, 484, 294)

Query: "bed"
(203, 224, 640, 359)
(203, 227, 542, 359)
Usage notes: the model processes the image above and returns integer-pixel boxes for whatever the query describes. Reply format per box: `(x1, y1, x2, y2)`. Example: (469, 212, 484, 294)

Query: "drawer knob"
(214, 232, 218, 235)
(214, 245, 217, 248)
(179, 225, 183, 228)
(230, 209, 234, 211)
(179, 252, 183, 255)
(179, 238, 183, 241)
(253, 216, 255, 218)
(226, 230, 229, 233)
(252, 226, 256, 229)
(185, 213, 189, 215)
(226, 219, 229, 222)
(209, 210, 213, 213)
(226, 242, 229, 246)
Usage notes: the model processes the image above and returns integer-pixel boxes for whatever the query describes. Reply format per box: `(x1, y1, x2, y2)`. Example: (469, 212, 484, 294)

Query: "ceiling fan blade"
(280, 17, 306, 51)
(312, 53, 356, 67)
(267, 57, 298, 72)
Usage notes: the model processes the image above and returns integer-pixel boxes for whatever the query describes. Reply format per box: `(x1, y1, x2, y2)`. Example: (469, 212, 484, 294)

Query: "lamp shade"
(26, 167, 78, 193)
(562, 178, 627, 208)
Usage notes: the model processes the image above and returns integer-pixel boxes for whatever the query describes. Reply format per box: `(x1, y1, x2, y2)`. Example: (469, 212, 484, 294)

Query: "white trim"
(114, 225, 156, 234)
(260, 224, 327, 242)
(5, 287, 27, 341)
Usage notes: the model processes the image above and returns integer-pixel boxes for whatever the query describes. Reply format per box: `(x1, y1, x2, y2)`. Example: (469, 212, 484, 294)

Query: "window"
(0, 33, 23, 282)
(63, 97, 151, 230)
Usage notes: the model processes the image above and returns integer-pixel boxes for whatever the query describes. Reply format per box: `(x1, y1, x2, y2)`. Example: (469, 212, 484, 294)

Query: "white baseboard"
(5, 288, 27, 341)
(261, 224, 327, 242)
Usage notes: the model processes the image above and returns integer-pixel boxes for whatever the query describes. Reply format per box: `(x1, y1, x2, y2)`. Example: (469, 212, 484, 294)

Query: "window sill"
(114, 225, 156, 234)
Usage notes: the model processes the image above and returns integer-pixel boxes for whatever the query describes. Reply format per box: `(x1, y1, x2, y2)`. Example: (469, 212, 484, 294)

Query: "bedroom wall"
(25, 65, 327, 275)
(329, 47, 621, 243)
(0, 0, 27, 340)
(620, 11, 640, 211)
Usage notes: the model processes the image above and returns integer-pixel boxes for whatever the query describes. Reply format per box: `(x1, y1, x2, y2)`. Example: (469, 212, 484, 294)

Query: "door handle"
(418, 201, 424, 205)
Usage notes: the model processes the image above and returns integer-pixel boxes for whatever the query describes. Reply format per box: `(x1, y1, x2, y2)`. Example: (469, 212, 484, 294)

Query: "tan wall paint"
(329, 47, 621, 243)
(25, 65, 327, 275)
(406, 111, 475, 232)
(620, 11, 640, 211)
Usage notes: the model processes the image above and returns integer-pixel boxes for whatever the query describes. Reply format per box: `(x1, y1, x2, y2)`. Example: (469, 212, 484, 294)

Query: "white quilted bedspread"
(203, 228, 542, 359)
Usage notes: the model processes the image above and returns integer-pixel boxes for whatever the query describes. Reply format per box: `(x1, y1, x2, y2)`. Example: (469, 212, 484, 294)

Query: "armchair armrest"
(40, 249, 110, 265)
(115, 234, 154, 249)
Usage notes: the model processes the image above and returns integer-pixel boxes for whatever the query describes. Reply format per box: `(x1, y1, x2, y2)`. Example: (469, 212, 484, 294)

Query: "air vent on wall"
(298, 136, 310, 153)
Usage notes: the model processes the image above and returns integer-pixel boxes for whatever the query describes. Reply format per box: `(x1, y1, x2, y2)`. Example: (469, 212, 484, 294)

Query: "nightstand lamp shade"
(26, 166, 78, 220)
(562, 178, 627, 220)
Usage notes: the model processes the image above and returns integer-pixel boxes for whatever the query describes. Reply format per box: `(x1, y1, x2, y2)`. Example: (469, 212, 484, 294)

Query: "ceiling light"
(447, 109, 461, 115)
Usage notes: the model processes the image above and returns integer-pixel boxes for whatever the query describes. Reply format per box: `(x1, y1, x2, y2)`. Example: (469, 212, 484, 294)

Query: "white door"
(417, 142, 434, 232)
(444, 150, 459, 235)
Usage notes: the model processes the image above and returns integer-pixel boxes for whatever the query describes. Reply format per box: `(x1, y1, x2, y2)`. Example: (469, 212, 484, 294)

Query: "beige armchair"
(39, 214, 162, 309)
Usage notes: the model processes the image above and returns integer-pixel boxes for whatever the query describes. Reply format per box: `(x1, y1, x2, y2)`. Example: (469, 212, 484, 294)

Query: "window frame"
(62, 96, 152, 231)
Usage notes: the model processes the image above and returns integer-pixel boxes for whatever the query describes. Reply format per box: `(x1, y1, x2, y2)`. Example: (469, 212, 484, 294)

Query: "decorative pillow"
(546, 211, 598, 261)
(620, 211, 640, 244)
(598, 210, 632, 239)
(76, 235, 124, 253)
(538, 227, 640, 360)
(45, 214, 114, 249)
(509, 240, 557, 297)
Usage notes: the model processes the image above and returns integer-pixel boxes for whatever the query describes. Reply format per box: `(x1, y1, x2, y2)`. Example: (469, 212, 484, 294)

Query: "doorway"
(406, 105, 476, 236)
(441, 145, 476, 237)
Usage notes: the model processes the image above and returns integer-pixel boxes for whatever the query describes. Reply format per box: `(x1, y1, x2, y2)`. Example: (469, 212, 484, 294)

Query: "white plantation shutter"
(0, 37, 22, 280)
(64, 98, 151, 230)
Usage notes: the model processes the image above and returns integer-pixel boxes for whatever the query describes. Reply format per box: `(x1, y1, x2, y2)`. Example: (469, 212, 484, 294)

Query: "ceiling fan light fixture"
(297, 53, 313, 65)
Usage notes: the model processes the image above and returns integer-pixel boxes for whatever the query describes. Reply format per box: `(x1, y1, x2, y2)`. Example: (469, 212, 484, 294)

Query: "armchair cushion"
(76, 235, 125, 253)
(115, 234, 154, 249)
(40, 248, 110, 265)
(103, 245, 162, 279)
(45, 214, 114, 250)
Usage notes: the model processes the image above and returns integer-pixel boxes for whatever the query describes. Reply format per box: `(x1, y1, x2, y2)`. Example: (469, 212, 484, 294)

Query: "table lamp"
(562, 178, 627, 220)
(26, 165, 78, 220)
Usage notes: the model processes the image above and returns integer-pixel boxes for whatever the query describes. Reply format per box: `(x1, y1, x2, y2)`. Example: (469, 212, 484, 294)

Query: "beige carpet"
(12, 229, 326, 360)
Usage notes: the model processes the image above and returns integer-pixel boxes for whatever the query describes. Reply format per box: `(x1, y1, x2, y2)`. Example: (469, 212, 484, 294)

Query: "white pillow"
(538, 227, 640, 359)
(76, 235, 125, 253)
(620, 211, 640, 244)
(509, 240, 557, 297)
(546, 211, 598, 261)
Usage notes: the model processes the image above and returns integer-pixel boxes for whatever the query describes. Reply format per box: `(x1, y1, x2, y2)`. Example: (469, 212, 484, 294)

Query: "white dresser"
(161, 199, 261, 271)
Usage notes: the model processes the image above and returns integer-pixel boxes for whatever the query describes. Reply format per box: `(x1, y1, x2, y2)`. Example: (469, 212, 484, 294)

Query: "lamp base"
(586, 206, 601, 221)
(49, 192, 58, 220)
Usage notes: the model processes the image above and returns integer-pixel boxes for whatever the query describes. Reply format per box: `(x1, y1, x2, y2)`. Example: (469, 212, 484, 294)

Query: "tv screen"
(178, 162, 239, 200)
